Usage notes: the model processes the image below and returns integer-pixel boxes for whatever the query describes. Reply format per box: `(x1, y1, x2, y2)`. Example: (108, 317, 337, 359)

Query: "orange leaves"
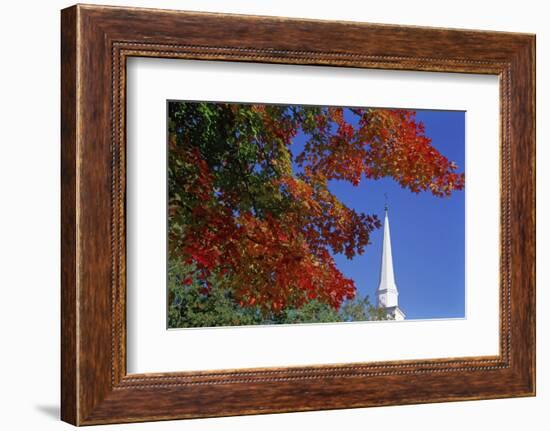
(297, 108, 464, 197)
(359, 109, 465, 196)
(275, 173, 379, 261)
(252, 104, 299, 146)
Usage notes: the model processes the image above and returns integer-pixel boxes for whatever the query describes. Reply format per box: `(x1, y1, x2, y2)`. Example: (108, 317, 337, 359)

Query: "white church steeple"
(376, 205, 406, 321)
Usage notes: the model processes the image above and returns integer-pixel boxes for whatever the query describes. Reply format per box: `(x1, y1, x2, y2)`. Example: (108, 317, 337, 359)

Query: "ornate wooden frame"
(61, 4, 536, 426)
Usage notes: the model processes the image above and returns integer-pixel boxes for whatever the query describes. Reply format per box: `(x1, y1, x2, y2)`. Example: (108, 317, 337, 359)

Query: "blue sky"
(292, 108, 465, 320)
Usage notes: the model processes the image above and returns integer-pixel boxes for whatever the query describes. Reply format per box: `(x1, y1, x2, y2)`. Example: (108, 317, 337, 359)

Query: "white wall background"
(0, 0, 546, 429)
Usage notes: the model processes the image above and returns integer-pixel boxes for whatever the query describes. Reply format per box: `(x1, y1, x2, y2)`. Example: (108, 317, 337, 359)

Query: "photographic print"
(167, 101, 465, 329)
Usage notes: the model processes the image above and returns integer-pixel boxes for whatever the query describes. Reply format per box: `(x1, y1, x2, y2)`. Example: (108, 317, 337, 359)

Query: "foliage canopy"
(168, 102, 464, 323)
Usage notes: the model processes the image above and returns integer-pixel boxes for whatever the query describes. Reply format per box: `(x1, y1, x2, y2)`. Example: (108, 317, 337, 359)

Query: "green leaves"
(168, 259, 388, 328)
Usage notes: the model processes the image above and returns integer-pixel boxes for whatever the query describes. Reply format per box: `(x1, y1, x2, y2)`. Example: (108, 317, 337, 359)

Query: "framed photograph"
(61, 4, 535, 425)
